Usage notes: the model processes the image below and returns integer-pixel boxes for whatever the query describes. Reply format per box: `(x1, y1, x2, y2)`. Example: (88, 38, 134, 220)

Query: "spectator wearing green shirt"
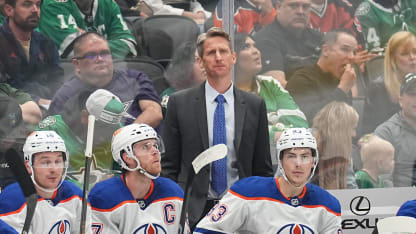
(355, 134, 395, 188)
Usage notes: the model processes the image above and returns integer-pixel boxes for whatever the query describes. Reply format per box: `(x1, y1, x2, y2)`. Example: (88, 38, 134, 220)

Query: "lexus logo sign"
(350, 196, 371, 216)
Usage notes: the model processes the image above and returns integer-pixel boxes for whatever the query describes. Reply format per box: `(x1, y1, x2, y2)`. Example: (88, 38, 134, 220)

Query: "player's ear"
(25, 161, 32, 175)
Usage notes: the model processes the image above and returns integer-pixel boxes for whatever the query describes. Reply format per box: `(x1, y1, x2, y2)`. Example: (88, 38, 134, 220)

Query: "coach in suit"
(162, 27, 273, 228)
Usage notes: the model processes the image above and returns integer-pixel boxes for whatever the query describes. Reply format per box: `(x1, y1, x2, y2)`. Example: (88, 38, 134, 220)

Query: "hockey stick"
(178, 144, 227, 234)
(5, 148, 37, 234)
(80, 115, 95, 234)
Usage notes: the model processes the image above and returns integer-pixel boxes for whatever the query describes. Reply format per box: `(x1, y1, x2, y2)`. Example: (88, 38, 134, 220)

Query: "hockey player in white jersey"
(194, 128, 343, 233)
(0, 130, 92, 233)
(88, 123, 190, 233)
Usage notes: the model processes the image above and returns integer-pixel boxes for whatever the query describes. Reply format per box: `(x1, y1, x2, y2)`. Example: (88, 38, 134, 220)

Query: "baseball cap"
(86, 89, 132, 125)
(400, 73, 416, 96)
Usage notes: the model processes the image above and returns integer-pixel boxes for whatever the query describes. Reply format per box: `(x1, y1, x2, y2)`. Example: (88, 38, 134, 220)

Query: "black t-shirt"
(254, 19, 323, 80)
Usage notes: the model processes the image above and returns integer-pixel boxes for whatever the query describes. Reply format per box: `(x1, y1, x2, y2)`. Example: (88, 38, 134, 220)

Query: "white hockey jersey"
(195, 176, 342, 234)
(88, 175, 190, 234)
(0, 181, 91, 234)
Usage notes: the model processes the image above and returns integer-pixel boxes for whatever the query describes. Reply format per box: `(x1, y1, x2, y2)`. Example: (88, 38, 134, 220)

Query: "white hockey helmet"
(23, 131, 69, 192)
(276, 128, 319, 187)
(111, 123, 161, 179)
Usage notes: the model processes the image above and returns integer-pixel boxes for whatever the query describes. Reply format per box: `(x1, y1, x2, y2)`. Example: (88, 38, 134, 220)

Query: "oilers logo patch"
(133, 223, 167, 234)
(276, 223, 314, 234)
(48, 220, 71, 234)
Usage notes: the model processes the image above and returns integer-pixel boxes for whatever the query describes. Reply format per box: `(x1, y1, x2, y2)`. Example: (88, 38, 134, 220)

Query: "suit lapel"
(195, 83, 209, 149)
(233, 88, 246, 156)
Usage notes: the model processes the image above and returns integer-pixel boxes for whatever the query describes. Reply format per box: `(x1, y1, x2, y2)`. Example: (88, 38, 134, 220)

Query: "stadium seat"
(137, 15, 200, 67)
(114, 57, 169, 95)
(376, 216, 416, 232)
(364, 55, 385, 86)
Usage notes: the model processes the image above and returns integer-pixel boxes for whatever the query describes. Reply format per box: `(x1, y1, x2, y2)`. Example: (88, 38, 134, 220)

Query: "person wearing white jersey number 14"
(0, 130, 91, 233)
(194, 128, 342, 234)
(88, 123, 190, 233)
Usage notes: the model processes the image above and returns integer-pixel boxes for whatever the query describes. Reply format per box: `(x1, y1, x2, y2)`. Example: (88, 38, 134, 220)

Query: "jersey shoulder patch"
(38, 116, 58, 129)
(229, 176, 278, 199)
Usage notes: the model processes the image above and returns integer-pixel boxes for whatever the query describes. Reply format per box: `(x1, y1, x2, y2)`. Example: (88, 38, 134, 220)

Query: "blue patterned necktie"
(212, 94, 227, 195)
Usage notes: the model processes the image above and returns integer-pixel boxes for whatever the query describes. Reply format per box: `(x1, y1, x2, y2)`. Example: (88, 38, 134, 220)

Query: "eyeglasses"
(33, 159, 66, 168)
(134, 141, 160, 154)
(73, 50, 112, 61)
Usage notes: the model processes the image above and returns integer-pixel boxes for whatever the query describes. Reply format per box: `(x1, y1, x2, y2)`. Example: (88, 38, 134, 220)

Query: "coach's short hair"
(72, 32, 108, 58)
(197, 27, 232, 58)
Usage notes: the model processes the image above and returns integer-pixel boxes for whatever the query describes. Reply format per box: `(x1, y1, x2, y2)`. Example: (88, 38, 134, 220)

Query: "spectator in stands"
(254, 0, 322, 86)
(233, 33, 308, 144)
(1, 83, 41, 125)
(0, 0, 64, 107)
(355, 0, 416, 52)
(37, 89, 131, 186)
(312, 101, 359, 189)
(375, 72, 416, 187)
(361, 31, 416, 135)
(39, 0, 137, 59)
(309, 0, 357, 34)
(161, 42, 206, 115)
(130, 0, 211, 24)
(214, 0, 276, 34)
(355, 134, 395, 188)
(286, 29, 357, 124)
(48, 32, 162, 128)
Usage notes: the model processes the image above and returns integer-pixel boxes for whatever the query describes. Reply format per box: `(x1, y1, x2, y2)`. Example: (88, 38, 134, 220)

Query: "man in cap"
(375, 72, 416, 187)
(194, 128, 342, 233)
(37, 89, 130, 186)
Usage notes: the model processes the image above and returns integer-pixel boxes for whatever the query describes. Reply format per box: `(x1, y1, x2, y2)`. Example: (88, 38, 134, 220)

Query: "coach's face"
(72, 35, 114, 88)
(198, 36, 236, 81)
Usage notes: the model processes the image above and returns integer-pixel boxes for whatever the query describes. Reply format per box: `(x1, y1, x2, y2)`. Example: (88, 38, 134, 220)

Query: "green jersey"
(355, 0, 416, 51)
(355, 170, 384, 188)
(0, 15, 4, 26)
(39, 0, 137, 58)
(36, 115, 120, 186)
(254, 75, 309, 142)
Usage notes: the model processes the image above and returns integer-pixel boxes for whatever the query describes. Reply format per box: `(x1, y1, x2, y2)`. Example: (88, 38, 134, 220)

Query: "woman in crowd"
(233, 33, 308, 144)
(160, 42, 206, 114)
(362, 31, 416, 135)
(312, 101, 359, 189)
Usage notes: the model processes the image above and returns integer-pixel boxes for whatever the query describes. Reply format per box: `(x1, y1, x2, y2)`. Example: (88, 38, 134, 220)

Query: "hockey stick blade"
(192, 144, 227, 174)
(179, 144, 227, 233)
(5, 148, 37, 234)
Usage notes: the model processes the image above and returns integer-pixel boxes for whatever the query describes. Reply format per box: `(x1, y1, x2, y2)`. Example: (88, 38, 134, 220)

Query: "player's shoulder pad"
(88, 176, 133, 210)
(0, 183, 26, 214)
(229, 176, 277, 199)
(304, 183, 341, 214)
(397, 199, 416, 218)
(56, 180, 83, 200)
(152, 177, 184, 200)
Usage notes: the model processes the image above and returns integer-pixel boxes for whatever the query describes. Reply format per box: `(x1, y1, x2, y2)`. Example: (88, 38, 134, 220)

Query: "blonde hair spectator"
(384, 31, 416, 102)
(312, 101, 359, 189)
